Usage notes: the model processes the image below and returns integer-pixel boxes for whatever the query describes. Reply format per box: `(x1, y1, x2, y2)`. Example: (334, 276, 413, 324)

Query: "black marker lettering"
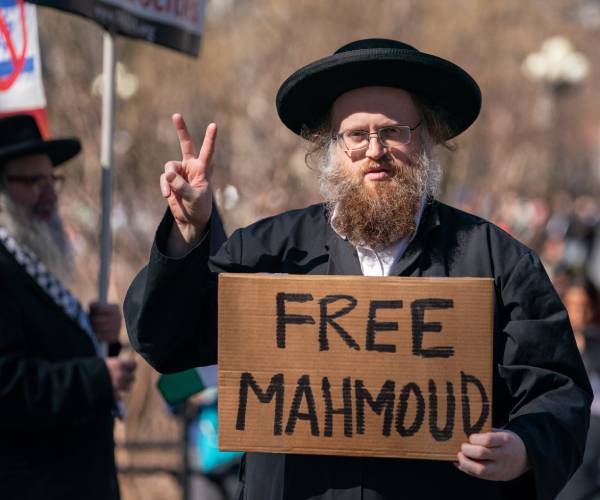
(411, 298, 454, 358)
(236, 372, 284, 435)
(461, 371, 490, 435)
(428, 379, 455, 442)
(276, 293, 315, 348)
(318, 295, 359, 351)
(322, 376, 353, 437)
(366, 300, 403, 353)
(395, 382, 425, 436)
(355, 379, 396, 436)
(285, 375, 320, 436)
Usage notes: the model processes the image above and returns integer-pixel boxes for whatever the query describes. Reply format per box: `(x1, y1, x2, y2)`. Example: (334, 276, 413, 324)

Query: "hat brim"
(276, 48, 481, 139)
(0, 138, 81, 167)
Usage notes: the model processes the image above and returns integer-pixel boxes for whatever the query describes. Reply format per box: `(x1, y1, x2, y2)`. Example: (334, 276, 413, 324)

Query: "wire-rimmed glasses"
(336, 121, 422, 152)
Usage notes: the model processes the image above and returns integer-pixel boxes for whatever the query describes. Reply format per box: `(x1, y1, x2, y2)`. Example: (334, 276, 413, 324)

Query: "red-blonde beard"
(320, 149, 440, 250)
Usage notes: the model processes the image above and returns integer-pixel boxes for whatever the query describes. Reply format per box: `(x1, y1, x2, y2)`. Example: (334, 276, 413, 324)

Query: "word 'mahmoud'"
(235, 372, 489, 441)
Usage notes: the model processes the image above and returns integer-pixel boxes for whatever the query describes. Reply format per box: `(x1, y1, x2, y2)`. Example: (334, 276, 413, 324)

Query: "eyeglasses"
(336, 122, 422, 152)
(4, 174, 65, 192)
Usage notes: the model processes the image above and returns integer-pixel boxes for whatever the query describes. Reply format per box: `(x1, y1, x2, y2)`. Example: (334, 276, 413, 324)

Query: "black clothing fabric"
(125, 201, 592, 500)
(557, 326, 600, 499)
(556, 414, 600, 500)
(0, 242, 119, 500)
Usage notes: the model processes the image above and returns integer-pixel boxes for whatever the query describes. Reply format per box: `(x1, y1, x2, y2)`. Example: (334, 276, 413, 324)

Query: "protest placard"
(218, 274, 493, 461)
(0, 1, 48, 135)
(29, 0, 206, 55)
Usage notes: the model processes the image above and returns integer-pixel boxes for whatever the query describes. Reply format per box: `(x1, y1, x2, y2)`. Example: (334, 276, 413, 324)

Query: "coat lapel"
(388, 200, 441, 276)
(324, 230, 363, 276)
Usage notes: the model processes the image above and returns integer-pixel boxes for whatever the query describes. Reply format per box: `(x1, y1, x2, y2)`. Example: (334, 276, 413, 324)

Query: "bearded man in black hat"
(125, 39, 591, 499)
(0, 114, 137, 500)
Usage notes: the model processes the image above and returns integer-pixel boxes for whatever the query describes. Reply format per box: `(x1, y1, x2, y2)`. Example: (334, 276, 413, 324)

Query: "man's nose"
(38, 182, 58, 204)
(365, 134, 385, 160)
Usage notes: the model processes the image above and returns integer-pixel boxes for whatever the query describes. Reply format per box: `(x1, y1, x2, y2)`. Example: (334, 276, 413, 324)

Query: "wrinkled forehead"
(331, 86, 421, 131)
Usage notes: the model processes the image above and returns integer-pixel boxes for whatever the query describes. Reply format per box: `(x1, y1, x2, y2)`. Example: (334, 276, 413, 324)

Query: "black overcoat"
(125, 201, 592, 500)
(0, 242, 119, 500)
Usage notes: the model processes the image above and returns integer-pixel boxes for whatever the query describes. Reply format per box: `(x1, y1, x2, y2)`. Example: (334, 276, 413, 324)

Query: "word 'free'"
(277, 293, 455, 357)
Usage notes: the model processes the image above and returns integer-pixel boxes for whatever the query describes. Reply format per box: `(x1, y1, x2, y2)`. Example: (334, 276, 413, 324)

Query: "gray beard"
(0, 193, 75, 285)
(319, 148, 442, 250)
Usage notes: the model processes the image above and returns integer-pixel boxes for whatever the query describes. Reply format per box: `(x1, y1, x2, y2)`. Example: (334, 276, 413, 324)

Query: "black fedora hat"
(0, 114, 81, 167)
(276, 38, 481, 139)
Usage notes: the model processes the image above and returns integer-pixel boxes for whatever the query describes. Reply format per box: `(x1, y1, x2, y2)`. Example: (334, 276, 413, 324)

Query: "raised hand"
(160, 114, 217, 253)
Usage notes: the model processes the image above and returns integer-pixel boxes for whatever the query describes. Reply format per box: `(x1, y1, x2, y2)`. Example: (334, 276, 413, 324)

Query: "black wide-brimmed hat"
(0, 114, 81, 167)
(276, 38, 481, 139)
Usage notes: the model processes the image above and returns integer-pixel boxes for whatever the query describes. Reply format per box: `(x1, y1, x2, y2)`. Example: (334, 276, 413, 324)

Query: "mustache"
(357, 154, 419, 176)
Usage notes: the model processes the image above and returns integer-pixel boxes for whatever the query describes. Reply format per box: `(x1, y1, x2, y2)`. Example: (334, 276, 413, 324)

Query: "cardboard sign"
(218, 274, 493, 461)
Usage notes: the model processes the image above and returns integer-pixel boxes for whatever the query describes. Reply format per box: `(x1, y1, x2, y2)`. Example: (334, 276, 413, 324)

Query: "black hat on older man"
(276, 38, 481, 140)
(0, 114, 80, 167)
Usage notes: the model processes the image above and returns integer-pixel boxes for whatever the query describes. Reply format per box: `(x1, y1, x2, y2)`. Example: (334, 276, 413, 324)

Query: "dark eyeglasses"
(5, 174, 65, 192)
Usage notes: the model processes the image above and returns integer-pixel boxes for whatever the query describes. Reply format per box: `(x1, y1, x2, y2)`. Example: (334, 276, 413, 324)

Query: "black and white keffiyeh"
(0, 225, 99, 353)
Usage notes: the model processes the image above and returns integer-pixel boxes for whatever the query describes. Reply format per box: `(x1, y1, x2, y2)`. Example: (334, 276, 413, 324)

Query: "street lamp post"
(523, 36, 589, 93)
(522, 36, 589, 192)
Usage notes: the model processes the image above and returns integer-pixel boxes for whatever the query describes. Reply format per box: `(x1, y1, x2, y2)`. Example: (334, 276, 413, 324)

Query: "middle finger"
(456, 452, 489, 478)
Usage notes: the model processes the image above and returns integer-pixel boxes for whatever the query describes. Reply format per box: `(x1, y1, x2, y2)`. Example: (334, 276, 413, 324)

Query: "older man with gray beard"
(125, 39, 590, 499)
(0, 114, 136, 500)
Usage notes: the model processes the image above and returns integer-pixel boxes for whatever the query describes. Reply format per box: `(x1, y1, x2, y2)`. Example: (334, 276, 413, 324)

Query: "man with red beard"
(125, 39, 591, 499)
(0, 115, 136, 500)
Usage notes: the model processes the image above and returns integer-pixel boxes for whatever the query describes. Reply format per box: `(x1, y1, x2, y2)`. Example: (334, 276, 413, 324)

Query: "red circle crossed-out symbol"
(0, 0, 27, 91)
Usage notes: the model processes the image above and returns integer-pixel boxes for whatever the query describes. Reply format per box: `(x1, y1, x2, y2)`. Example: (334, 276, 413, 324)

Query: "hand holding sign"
(89, 301, 121, 343)
(455, 429, 530, 481)
(105, 355, 137, 399)
(161, 114, 217, 255)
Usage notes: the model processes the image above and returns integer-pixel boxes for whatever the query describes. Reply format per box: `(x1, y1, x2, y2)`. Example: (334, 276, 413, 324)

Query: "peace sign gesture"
(160, 114, 217, 251)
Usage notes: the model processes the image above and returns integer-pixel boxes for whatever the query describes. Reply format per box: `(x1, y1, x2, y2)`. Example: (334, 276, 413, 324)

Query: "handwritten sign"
(218, 274, 493, 460)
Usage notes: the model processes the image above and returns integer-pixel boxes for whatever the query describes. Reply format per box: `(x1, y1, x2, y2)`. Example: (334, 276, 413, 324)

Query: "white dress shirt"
(356, 238, 412, 276)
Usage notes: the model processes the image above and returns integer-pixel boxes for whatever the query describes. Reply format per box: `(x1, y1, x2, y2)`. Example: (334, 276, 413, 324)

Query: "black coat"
(125, 201, 592, 500)
(0, 242, 119, 500)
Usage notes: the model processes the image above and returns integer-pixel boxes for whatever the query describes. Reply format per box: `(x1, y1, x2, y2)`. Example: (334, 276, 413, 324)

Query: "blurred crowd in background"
(451, 189, 600, 291)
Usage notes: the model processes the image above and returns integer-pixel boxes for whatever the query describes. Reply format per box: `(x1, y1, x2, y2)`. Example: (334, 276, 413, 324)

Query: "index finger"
(172, 113, 197, 161)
